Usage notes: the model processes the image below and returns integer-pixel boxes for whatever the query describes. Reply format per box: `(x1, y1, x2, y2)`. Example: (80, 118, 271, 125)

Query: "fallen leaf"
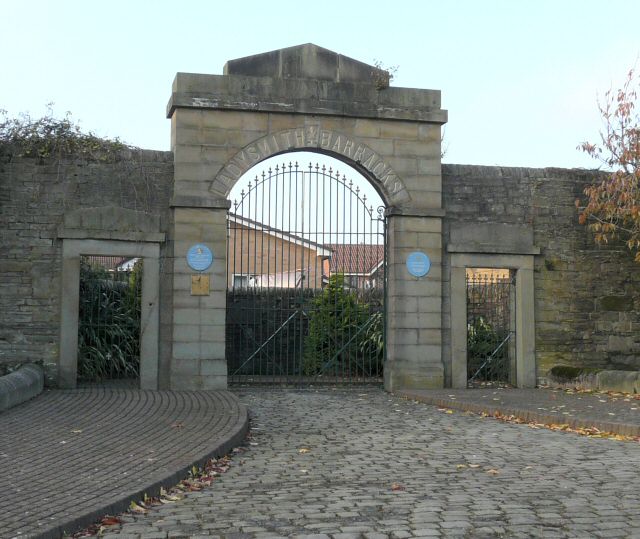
(129, 501, 148, 514)
(486, 469, 500, 475)
(71, 429, 83, 434)
(100, 516, 121, 526)
(456, 464, 467, 470)
(170, 422, 184, 429)
(298, 447, 311, 454)
(468, 464, 481, 469)
(391, 482, 405, 491)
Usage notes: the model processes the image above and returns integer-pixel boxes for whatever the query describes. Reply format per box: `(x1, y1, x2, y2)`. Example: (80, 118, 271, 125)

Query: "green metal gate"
(226, 161, 386, 385)
(466, 270, 515, 386)
(77, 256, 142, 382)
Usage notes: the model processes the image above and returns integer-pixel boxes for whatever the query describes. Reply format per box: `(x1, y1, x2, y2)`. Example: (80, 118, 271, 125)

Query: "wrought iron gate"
(226, 162, 386, 385)
(77, 255, 142, 382)
(466, 269, 515, 386)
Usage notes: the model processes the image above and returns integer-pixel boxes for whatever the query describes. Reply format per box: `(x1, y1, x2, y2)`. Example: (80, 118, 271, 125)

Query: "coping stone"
(0, 363, 44, 412)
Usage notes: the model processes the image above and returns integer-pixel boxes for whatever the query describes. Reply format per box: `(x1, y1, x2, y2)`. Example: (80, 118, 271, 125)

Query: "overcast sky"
(3, 0, 639, 169)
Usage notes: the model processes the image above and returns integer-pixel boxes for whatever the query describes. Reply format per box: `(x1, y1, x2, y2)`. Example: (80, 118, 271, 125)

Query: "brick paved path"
(102, 389, 640, 539)
(0, 387, 247, 539)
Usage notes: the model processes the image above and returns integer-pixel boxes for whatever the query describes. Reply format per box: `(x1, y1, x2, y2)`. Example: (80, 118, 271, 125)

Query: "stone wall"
(2, 145, 638, 386)
(0, 147, 173, 375)
(442, 164, 640, 382)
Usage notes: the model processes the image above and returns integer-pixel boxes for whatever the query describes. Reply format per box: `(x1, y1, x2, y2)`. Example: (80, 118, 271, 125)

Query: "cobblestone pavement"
(0, 387, 247, 539)
(399, 387, 640, 437)
(102, 389, 640, 539)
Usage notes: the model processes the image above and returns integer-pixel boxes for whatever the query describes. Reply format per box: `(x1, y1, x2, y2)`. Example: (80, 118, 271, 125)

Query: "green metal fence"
(466, 270, 515, 385)
(77, 256, 142, 382)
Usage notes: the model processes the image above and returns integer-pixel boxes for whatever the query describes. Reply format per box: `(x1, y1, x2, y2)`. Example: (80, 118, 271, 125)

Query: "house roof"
(228, 213, 333, 257)
(228, 214, 384, 274)
(328, 244, 384, 276)
(83, 256, 132, 271)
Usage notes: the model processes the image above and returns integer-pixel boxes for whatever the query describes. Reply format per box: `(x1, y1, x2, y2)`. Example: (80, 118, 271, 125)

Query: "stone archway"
(166, 44, 448, 391)
(211, 128, 409, 206)
(225, 154, 387, 385)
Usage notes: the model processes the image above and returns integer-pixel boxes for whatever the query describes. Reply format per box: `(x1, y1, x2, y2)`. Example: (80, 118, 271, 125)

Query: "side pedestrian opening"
(225, 152, 386, 386)
(466, 268, 515, 387)
(77, 255, 142, 385)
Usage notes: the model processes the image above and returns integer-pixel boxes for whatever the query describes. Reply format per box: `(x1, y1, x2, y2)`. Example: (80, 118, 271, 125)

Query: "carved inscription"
(215, 127, 407, 202)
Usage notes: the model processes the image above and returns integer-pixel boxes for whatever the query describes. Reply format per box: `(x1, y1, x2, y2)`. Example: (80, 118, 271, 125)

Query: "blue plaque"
(406, 251, 431, 277)
(186, 244, 213, 272)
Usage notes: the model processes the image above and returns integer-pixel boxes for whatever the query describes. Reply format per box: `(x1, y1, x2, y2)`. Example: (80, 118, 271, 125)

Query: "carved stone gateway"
(23, 45, 635, 390)
(166, 44, 448, 390)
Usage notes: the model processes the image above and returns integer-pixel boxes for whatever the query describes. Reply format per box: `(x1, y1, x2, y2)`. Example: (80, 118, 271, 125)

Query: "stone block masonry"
(167, 45, 448, 391)
(2, 150, 639, 387)
(442, 164, 640, 382)
(0, 147, 173, 381)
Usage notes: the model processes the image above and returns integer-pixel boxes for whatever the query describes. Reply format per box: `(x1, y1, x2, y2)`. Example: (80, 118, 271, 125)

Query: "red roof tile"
(328, 244, 384, 275)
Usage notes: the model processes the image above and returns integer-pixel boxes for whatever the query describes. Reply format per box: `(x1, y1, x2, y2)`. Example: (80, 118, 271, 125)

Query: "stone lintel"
(170, 195, 232, 209)
(57, 228, 165, 243)
(447, 244, 541, 256)
(448, 223, 539, 256)
(386, 207, 446, 218)
(61, 206, 161, 234)
(167, 73, 447, 124)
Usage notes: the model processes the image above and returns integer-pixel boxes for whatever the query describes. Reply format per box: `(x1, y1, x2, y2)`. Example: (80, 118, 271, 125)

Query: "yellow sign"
(191, 274, 210, 296)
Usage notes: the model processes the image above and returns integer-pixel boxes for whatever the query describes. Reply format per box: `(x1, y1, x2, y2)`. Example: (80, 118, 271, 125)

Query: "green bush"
(360, 310, 384, 362)
(303, 274, 383, 377)
(467, 316, 510, 381)
(77, 260, 142, 381)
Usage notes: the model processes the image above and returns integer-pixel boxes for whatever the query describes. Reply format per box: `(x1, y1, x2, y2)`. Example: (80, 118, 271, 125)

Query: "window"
(233, 274, 257, 289)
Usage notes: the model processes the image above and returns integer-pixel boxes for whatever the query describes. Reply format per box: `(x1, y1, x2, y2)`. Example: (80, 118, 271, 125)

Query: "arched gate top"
(212, 127, 410, 206)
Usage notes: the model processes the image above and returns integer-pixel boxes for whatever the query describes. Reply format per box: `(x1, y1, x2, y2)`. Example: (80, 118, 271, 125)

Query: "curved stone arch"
(211, 127, 410, 206)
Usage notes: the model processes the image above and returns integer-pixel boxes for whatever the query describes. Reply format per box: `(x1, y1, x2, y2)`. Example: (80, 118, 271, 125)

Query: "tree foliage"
(577, 68, 640, 261)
